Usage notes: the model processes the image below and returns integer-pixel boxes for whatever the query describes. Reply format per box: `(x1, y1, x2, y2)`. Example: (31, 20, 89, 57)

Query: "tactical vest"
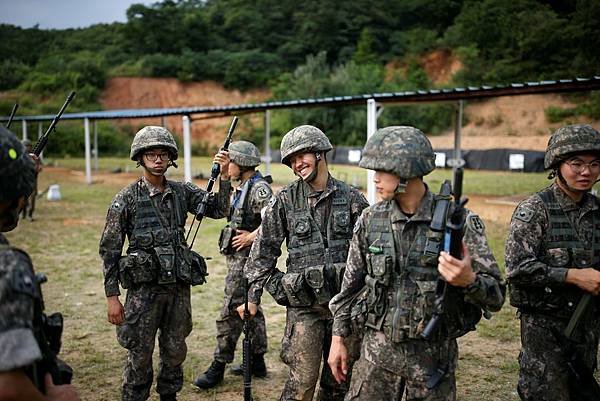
(229, 174, 266, 232)
(510, 187, 600, 318)
(280, 178, 353, 306)
(363, 199, 481, 343)
(120, 179, 198, 286)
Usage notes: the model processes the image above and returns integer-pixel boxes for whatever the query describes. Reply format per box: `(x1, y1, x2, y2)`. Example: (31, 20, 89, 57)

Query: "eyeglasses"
(144, 152, 170, 162)
(565, 159, 600, 174)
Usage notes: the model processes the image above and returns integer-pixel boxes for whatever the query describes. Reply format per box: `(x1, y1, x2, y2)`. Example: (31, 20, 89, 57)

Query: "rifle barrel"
(5, 103, 19, 129)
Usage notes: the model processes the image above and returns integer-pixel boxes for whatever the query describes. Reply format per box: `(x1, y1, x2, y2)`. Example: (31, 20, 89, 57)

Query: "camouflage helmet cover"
(544, 124, 600, 169)
(359, 126, 435, 179)
(130, 126, 178, 161)
(280, 125, 333, 166)
(0, 125, 36, 203)
(228, 140, 261, 167)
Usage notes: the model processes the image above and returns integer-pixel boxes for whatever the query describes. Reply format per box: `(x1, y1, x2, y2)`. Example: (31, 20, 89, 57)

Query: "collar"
(141, 176, 171, 198)
(304, 174, 335, 200)
(390, 187, 435, 223)
(552, 182, 598, 214)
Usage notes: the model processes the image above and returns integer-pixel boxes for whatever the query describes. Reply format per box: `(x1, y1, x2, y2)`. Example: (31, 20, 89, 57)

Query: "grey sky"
(0, 0, 156, 30)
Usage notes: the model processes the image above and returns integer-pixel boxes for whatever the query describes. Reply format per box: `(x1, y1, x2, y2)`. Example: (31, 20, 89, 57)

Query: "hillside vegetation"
(1, 0, 599, 155)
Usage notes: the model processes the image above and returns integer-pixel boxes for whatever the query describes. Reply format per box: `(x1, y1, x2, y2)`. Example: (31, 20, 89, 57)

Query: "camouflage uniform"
(505, 124, 600, 401)
(245, 125, 369, 401)
(99, 126, 228, 401)
(20, 138, 39, 221)
(330, 126, 505, 401)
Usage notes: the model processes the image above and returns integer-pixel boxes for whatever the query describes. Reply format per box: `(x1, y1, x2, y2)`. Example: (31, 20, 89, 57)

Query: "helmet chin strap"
(394, 178, 408, 195)
(303, 152, 321, 183)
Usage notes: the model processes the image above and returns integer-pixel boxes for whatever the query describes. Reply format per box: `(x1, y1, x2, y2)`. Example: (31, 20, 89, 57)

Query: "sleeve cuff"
(549, 267, 569, 284)
(0, 328, 42, 371)
(105, 283, 121, 297)
(332, 320, 351, 338)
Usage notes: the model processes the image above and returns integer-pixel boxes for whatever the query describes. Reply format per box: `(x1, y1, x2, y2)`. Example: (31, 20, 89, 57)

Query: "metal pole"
(366, 99, 377, 204)
(161, 116, 166, 128)
(22, 119, 28, 141)
(93, 120, 99, 171)
(264, 109, 272, 175)
(37, 122, 43, 158)
(182, 115, 192, 183)
(454, 100, 464, 169)
(84, 118, 92, 184)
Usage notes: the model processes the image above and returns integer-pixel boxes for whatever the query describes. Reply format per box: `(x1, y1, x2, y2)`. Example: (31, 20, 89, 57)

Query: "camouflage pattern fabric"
(0, 234, 42, 372)
(280, 125, 333, 166)
(130, 126, 179, 161)
(544, 124, 600, 169)
(244, 175, 369, 401)
(506, 182, 600, 400)
(117, 282, 192, 401)
(0, 125, 35, 203)
(358, 126, 436, 180)
(228, 140, 262, 167)
(330, 190, 505, 400)
(346, 335, 457, 401)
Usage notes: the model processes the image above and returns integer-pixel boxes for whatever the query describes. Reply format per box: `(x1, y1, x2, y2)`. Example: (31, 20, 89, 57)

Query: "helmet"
(280, 125, 333, 166)
(544, 124, 600, 169)
(0, 125, 36, 203)
(359, 126, 435, 179)
(228, 140, 261, 167)
(130, 126, 178, 161)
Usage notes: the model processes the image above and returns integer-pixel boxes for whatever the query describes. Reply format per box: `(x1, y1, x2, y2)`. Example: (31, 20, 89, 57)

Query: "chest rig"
(121, 180, 196, 286)
(511, 187, 600, 318)
(280, 178, 352, 306)
(229, 175, 265, 232)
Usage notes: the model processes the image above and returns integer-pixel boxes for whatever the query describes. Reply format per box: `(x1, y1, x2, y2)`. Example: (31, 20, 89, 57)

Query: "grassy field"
(6, 160, 562, 400)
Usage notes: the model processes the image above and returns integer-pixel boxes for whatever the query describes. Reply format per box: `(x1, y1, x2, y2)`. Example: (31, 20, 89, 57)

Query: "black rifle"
(186, 116, 238, 248)
(553, 293, 600, 401)
(31, 91, 76, 156)
(5, 103, 18, 129)
(421, 167, 468, 340)
(31, 274, 73, 392)
(242, 277, 253, 401)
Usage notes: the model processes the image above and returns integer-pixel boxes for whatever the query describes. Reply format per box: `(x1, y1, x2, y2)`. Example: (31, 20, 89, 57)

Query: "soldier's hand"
(328, 336, 348, 384)
(107, 296, 125, 325)
(232, 229, 255, 251)
(437, 242, 476, 288)
(213, 150, 230, 180)
(29, 153, 42, 174)
(236, 302, 258, 320)
(45, 373, 81, 401)
(566, 268, 600, 295)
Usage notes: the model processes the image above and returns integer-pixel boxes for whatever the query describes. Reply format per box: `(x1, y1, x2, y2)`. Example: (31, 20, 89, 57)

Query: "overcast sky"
(0, 0, 157, 29)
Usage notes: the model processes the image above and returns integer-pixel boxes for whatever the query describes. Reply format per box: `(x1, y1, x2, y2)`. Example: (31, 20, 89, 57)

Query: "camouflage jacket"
(330, 189, 506, 339)
(506, 182, 600, 316)
(245, 174, 369, 304)
(0, 233, 42, 372)
(99, 176, 229, 297)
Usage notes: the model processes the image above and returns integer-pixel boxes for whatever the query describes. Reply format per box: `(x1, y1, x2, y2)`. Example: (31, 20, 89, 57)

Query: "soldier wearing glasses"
(99, 126, 228, 401)
(506, 124, 600, 400)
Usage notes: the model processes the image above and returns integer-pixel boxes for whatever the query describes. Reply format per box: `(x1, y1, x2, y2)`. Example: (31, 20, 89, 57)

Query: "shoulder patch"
(514, 206, 534, 223)
(255, 184, 271, 200)
(467, 214, 485, 234)
(110, 197, 125, 213)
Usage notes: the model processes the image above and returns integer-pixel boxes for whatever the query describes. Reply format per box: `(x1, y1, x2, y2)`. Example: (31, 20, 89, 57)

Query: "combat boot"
(193, 360, 226, 389)
(229, 353, 268, 378)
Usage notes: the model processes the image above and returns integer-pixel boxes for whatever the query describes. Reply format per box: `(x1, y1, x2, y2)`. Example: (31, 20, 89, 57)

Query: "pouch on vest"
(121, 250, 157, 286)
(136, 231, 154, 248)
(572, 248, 594, 268)
(367, 254, 392, 286)
(281, 272, 313, 307)
(545, 248, 570, 267)
(305, 265, 333, 305)
(265, 269, 289, 306)
(218, 226, 236, 256)
(364, 275, 387, 330)
(413, 279, 438, 337)
(154, 245, 176, 284)
(332, 210, 351, 235)
(190, 249, 208, 286)
(154, 228, 170, 245)
(294, 217, 312, 239)
(118, 256, 134, 289)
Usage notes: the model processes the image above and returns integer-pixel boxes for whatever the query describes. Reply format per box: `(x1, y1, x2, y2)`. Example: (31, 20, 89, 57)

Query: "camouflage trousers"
(280, 306, 360, 401)
(116, 282, 192, 401)
(214, 253, 268, 362)
(346, 329, 457, 401)
(517, 312, 599, 401)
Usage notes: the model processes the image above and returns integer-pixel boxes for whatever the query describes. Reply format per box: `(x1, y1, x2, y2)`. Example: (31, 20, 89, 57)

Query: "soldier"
(0, 125, 79, 400)
(20, 138, 41, 221)
(506, 124, 600, 401)
(328, 126, 505, 400)
(193, 141, 272, 389)
(99, 126, 229, 401)
(236, 125, 369, 401)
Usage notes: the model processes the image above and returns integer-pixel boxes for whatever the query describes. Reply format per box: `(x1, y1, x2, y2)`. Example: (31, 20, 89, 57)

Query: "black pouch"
(122, 251, 157, 285)
(265, 269, 289, 306)
(281, 272, 313, 307)
(305, 265, 333, 305)
(154, 245, 176, 284)
(190, 250, 208, 286)
(218, 226, 236, 255)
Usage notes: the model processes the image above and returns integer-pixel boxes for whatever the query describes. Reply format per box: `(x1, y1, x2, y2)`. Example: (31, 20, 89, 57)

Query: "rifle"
(421, 167, 468, 340)
(554, 293, 600, 401)
(5, 103, 18, 129)
(186, 116, 238, 248)
(31, 274, 73, 392)
(242, 277, 254, 401)
(31, 91, 76, 156)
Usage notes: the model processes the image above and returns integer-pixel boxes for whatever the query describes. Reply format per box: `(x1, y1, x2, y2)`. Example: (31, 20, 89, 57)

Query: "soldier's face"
(142, 147, 170, 176)
(559, 153, 600, 192)
(290, 152, 318, 180)
(373, 171, 400, 201)
(228, 162, 241, 181)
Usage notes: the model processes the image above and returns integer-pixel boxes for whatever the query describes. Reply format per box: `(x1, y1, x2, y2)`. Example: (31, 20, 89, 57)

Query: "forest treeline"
(1, 0, 599, 155)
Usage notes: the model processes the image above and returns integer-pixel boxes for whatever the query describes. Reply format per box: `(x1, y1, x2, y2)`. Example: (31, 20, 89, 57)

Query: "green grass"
(5, 162, 556, 401)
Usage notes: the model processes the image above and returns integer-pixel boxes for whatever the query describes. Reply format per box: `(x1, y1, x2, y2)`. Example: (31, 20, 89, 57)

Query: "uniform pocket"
(281, 272, 313, 307)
